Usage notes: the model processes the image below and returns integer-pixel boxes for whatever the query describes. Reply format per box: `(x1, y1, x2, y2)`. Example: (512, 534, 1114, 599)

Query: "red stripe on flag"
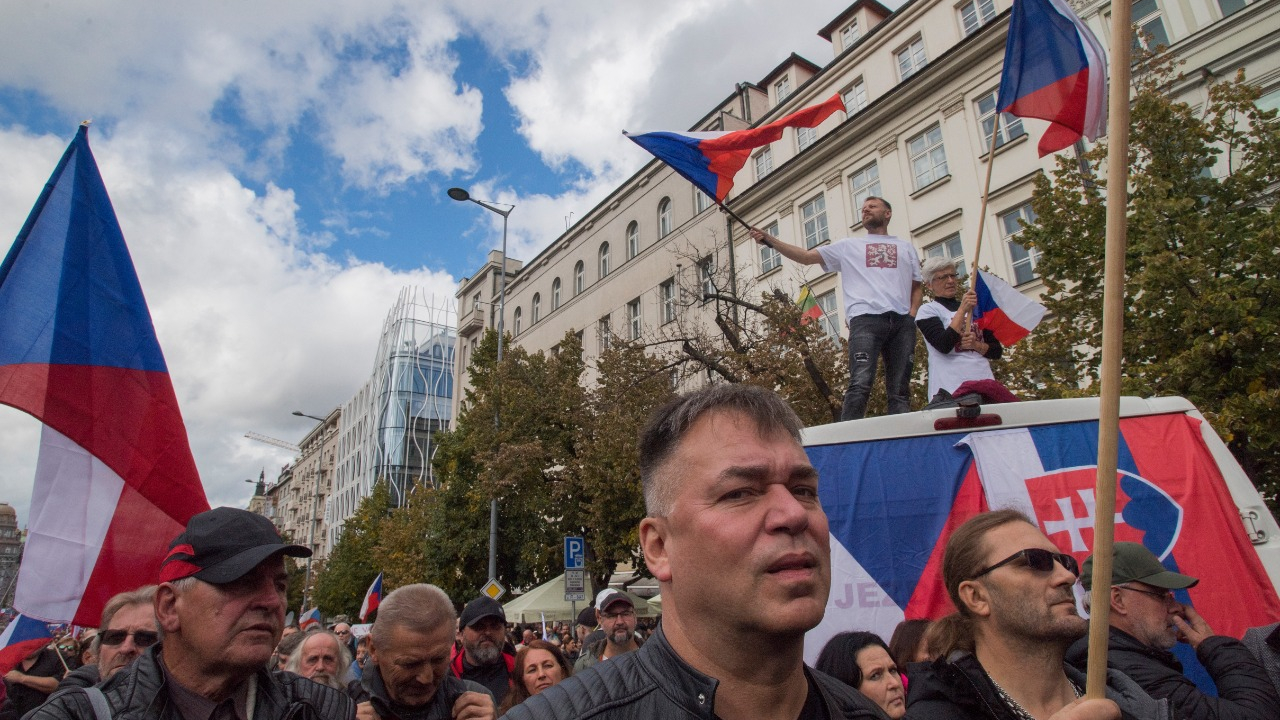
(903, 462, 989, 619)
(975, 308, 1031, 346)
(1006, 69, 1091, 156)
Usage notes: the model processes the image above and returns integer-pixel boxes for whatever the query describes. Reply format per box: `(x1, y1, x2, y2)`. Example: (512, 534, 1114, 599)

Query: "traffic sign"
(564, 536, 585, 569)
(481, 578, 506, 600)
(564, 569, 587, 602)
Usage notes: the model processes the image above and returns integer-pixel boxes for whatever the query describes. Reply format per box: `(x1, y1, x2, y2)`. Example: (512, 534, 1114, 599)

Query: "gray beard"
(469, 644, 502, 666)
(307, 672, 345, 691)
(607, 629, 632, 648)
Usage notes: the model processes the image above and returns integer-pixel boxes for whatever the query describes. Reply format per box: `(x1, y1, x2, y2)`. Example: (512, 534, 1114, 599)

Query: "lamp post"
(292, 410, 326, 423)
(448, 187, 513, 584)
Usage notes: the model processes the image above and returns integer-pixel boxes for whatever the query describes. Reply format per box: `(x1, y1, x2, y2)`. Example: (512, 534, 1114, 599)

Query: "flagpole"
(1086, 0, 1134, 701)
(963, 114, 1003, 333)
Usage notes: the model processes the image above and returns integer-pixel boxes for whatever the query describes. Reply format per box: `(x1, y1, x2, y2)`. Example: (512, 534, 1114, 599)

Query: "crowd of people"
(2, 385, 1280, 720)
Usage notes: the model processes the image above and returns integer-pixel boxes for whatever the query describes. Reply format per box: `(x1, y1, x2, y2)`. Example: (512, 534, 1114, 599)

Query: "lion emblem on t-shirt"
(866, 242, 898, 268)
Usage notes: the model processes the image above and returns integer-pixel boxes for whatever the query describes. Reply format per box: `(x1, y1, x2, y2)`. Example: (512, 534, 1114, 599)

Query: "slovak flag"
(0, 614, 53, 675)
(0, 125, 209, 626)
(997, 0, 1107, 156)
(972, 270, 1046, 345)
(359, 572, 383, 622)
(299, 607, 321, 631)
(625, 94, 846, 203)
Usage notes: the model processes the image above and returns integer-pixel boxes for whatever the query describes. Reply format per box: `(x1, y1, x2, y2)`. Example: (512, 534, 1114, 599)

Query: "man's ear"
(154, 583, 182, 634)
(639, 517, 671, 583)
(957, 579, 991, 619)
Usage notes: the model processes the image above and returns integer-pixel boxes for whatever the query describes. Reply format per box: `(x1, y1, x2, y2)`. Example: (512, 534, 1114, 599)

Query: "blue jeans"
(842, 311, 916, 420)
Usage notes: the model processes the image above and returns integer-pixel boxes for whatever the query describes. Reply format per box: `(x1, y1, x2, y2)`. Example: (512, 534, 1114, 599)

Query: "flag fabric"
(624, 93, 846, 203)
(0, 125, 209, 626)
(359, 572, 383, 622)
(805, 413, 1280, 691)
(996, 0, 1107, 156)
(797, 287, 824, 325)
(972, 270, 1046, 346)
(299, 607, 321, 631)
(0, 614, 53, 675)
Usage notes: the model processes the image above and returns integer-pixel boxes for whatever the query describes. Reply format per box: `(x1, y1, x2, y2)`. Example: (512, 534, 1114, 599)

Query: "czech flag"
(625, 93, 846, 203)
(997, 0, 1107, 156)
(359, 572, 383, 622)
(0, 614, 52, 675)
(0, 125, 209, 626)
(299, 607, 321, 631)
(972, 270, 1046, 345)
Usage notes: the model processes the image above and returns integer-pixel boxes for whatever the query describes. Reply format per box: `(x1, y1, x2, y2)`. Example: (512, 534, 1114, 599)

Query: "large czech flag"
(997, 0, 1108, 155)
(0, 125, 209, 626)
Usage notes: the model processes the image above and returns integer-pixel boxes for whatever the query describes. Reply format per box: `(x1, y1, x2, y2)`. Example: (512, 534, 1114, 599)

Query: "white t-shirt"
(916, 299, 995, 398)
(816, 235, 922, 319)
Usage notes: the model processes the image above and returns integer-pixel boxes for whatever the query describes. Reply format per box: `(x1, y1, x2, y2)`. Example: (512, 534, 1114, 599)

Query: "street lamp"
(292, 410, 326, 422)
(448, 187, 513, 584)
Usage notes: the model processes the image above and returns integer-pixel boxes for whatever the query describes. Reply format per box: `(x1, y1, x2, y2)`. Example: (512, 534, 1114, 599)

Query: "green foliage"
(1006, 55, 1280, 508)
(313, 481, 391, 617)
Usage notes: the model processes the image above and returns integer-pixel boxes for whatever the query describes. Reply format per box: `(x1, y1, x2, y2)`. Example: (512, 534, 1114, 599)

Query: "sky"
(0, 0, 882, 527)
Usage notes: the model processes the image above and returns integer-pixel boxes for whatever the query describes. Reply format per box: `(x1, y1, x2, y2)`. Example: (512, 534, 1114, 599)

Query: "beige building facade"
(454, 0, 1279, 407)
(262, 409, 340, 562)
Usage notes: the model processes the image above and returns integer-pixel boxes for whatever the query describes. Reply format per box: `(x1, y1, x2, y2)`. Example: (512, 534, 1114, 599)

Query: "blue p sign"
(565, 536, 585, 569)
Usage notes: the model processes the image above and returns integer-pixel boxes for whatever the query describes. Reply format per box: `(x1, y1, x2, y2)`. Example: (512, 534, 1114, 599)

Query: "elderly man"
(26, 507, 355, 720)
(448, 597, 514, 704)
(1067, 542, 1280, 720)
(905, 509, 1164, 720)
(354, 584, 494, 720)
(287, 630, 351, 692)
(573, 590, 641, 671)
(509, 384, 886, 720)
(56, 586, 159, 691)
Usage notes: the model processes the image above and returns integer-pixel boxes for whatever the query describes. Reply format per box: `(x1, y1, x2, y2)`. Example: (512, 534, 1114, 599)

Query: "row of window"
(595, 257, 717, 350)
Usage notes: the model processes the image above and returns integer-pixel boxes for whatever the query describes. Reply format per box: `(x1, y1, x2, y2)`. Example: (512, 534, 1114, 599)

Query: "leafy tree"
(313, 481, 391, 617)
(1004, 54, 1280, 506)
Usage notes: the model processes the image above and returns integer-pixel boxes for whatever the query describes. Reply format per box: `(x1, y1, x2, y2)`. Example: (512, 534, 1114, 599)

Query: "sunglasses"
(99, 630, 160, 648)
(971, 548, 1080, 579)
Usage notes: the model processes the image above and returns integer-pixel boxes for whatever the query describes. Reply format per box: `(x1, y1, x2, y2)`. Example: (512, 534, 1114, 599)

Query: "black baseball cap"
(160, 507, 309, 584)
(459, 596, 506, 628)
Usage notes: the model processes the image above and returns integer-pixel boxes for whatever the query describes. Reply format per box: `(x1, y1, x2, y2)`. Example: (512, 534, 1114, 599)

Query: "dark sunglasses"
(99, 630, 160, 648)
(971, 548, 1079, 579)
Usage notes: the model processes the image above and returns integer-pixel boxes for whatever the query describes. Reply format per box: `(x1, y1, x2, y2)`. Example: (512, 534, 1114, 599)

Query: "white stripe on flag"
(803, 534, 905, 666)
(979, 271, 1047, 332)
(16, 426, 124, 622)
(958, 428, 1044, 514)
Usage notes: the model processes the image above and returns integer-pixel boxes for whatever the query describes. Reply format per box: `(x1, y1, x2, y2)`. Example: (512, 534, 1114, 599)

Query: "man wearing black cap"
(26, 507, 355, 720)
(448, 598, 514, 704)
(573, 590, 641, 672)
(1067, 542, 1279, 720)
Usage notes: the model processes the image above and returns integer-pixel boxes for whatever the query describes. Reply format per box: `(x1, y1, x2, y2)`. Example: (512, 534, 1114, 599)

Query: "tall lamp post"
(289, 410, 327, 612)
(447, 188, 513, 584)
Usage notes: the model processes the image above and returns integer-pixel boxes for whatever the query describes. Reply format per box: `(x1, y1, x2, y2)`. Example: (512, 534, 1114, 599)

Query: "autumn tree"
(313, 480, 391, 617)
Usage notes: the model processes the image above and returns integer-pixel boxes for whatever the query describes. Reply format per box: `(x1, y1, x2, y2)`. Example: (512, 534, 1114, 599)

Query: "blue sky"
(0, 1, 881, 523)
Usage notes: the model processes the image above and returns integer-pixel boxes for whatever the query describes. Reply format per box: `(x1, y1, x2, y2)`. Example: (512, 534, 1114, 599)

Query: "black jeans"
(842, 311, 915, 420)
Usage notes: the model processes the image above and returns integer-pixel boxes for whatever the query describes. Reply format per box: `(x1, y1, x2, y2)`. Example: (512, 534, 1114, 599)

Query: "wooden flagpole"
(1086, 0, 1134, 701)
(960, 114, 1004, 333)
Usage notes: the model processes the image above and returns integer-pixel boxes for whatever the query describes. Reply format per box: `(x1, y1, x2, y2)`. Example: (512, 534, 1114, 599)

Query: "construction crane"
(244, 431, 300, 453)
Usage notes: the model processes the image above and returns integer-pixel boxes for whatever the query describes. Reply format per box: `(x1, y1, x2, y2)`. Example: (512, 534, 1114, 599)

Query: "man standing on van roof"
(1067, 542, 1280, 720)
(750, 196, 922, 420)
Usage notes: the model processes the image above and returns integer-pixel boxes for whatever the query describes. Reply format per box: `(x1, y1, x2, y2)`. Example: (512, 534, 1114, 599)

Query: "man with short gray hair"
(55, 585, 159, 691)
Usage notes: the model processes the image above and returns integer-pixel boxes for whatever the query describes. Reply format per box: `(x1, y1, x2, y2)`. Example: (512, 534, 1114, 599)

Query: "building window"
(896, 36, 928, 80)
(1133, 0, 1170, 48)
(699, 256, 715, 300)
(1000, 203, 1041, 285)
(574, 261, 585, 295)
(1218, 0, 1248, 16)
(908, 124, 948, 189)
(627, 298, 642, 340)
(817, 290, 840, 340)
(551, 278, 561, 310)
(976, 90, 1026, 150)
(958, 0, 997, 35)
(599, 242, 611, 277)
(797, 126, 818, 151)
(840, 19, 861, 49)
(531, 293, 541, 323)
(842, 77, 868, 114)
(755, 147, 773, 179)
(694, 188, 713, 213)
(626, 221, 640, 259)
(850, 162, 881, 214)
(775, 75, 792, 102)
(598, 315, 612, 351)
(513, 306, 522, 335)
(658, 198, 673, 238)
(925, 233, 967, 279)
(760, 221, 782, 273)
(801, 194, 829, 249)
(660, 278, 677, 324)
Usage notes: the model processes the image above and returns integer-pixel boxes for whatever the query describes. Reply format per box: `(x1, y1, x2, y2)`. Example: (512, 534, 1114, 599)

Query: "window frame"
(574, 261, 585, 295)
(660, 278, 677, 324)
(626, 221, 640, 259)
(796, 125, 818, 152)
(657, 198, 672, 238)
(1000, 202, 1041, 285)
(975, 90, 1026, 150)
(908, 123, 948, 190)
(531, 293, 541, 323)
(849, 161, 882, 214)
(754, 147, 774, 179)
(924, 233, 967, 280)
(599, 241, 611, 278)
(551, 278, 561, 310)
(627, 297, 643, 340)
(760, 221, 782, 273)
(896, 36, 928, 81)
(958, 0, 997, 35)
(842, 77, 868, 114)
(801, 194, 830, 250)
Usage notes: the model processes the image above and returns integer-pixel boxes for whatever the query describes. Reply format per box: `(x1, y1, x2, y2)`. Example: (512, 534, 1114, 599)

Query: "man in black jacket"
(1066, 543, 1280, 720)
(24, 507, 355, 720)
(507, 384, 886, 720)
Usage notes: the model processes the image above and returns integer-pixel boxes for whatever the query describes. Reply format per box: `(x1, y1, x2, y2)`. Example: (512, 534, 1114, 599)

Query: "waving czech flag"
(997, 0, 1108, 155)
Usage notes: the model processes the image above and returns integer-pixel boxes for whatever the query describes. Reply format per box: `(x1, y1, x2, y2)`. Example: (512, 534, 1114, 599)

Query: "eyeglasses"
(1117, 585, 1176, 603)
(99, 630, 160, 648)
(600, 609, 635, 621)
(931, 273, 958, 282)
(970, 548, 1079, 579)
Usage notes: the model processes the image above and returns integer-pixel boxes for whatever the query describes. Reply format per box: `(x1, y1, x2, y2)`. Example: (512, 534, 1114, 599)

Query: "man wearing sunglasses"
(55, 587, 160, 692)
(906, 509, 1169, 720)
(1067, 543, 1279, 720)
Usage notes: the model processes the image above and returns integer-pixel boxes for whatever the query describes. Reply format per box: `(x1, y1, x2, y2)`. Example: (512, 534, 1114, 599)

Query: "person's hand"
(1173, 603, 1214, 648)
(3, 670, 21, 684)
(452, 691, 496, 720)
(1048, 698, 1121, 720)
(959, 289, 977, 313)
(356, 701, 380, 720)
(748, 227, 773, 246)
